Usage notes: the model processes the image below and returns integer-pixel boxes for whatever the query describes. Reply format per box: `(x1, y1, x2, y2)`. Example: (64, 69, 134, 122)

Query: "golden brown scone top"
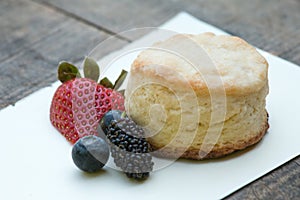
(131, 33, 268, 95)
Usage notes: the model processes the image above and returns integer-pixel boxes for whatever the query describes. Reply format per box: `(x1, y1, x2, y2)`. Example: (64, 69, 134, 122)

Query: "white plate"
(1, 12, 300, 199)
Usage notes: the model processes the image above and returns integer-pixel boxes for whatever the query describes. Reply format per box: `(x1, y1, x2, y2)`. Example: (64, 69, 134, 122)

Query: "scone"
(125, 33, 269, 160)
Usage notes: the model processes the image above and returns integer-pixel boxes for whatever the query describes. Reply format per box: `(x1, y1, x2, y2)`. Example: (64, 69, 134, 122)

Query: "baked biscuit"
(125, 33, 269, 160)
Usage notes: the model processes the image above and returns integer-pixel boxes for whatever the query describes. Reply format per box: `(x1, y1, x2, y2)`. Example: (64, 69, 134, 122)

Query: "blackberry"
(99, 110, 124, 136)
(105, 117, 154, 180)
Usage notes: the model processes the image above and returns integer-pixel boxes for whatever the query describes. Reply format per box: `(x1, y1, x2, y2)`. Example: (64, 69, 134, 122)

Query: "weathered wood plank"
(32, 0, 180, 40)
(226, 156, 300, 199)
(0, 0, 68, 62)
(33, 0, 300, 65)
(0, 0, 127, 109)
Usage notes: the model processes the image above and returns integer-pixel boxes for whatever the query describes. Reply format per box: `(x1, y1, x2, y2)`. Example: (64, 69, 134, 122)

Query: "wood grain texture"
(1, 0, 300, 199)
(32, 0, 181, 41)
(225, 156, 300, 199)
(0, 0, 127, 109)
(0, 0, 66, 62)
(34, 0, 300, 65)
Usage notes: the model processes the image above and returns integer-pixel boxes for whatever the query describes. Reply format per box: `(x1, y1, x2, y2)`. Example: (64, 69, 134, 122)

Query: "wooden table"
(1, 0, 299, 198)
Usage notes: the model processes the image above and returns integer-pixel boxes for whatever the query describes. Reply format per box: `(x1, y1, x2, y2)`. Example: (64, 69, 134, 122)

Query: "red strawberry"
(50, 58, 127, 144)
(94, 84, 125, 120)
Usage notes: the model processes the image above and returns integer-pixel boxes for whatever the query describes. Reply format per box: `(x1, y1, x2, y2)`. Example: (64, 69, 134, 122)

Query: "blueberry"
(99, 110, 124, 135)
(72, 135, 109, 173)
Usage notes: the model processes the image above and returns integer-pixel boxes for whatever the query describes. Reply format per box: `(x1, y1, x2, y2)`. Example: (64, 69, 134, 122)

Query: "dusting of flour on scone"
(125, 32, 269, 160)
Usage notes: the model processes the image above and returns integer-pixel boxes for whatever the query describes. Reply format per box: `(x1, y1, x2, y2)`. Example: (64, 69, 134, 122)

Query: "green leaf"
(121, 111, 127, 118)
(113, 69, 128, 90)
(58, 61, 81, 83)
(99, 77, 113, 89)
(83, 57, 100, 81)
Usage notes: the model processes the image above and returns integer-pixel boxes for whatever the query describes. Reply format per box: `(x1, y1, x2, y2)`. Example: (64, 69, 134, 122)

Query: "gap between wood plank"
(0, 20, 71, 64)
(29, 0, 132, 43)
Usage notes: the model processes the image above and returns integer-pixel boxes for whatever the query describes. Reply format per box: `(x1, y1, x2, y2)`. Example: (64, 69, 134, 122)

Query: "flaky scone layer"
(125, 33, 269, 159)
